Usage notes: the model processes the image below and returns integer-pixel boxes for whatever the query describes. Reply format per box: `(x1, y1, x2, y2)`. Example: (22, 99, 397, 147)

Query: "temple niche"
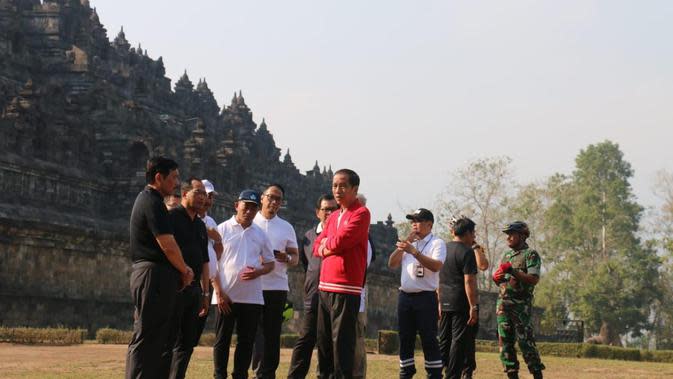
(0, 0, 401, 336)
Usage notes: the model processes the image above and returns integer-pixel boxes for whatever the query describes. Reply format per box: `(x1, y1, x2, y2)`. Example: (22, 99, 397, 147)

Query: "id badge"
(415, 263, 424, 277)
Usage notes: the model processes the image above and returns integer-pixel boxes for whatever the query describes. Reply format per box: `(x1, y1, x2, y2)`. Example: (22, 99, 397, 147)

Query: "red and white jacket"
(313, 199, 370, 295)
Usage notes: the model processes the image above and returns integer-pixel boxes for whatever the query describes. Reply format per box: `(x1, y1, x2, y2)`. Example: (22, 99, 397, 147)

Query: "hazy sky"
(93, 0, 672, 222)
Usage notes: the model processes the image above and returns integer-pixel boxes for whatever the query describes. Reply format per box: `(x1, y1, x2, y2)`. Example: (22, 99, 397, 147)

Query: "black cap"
(237, 189, 261, 205)
(502, 221, 529, 237)
(406, 208, 434, 223)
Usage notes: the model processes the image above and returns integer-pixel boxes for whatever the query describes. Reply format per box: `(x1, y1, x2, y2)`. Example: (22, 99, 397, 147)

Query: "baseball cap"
(237, 189, 260, 205)
(405, 208, 434, 223)
(202, 179, 218, 195)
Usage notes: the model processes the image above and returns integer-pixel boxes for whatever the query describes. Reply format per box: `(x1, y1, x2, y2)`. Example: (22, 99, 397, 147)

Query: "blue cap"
(237, 189, 260, 205)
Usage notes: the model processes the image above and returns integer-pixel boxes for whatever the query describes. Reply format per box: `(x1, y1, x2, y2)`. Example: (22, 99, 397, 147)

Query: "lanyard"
(415, 234, 434, 256)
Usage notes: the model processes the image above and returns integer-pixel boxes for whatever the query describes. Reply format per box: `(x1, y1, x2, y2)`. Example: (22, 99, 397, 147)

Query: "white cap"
(202, 179, 218, 195)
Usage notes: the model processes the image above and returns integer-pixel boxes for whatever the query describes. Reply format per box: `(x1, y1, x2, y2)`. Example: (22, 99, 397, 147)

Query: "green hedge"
(198, 332, 218, 347)
(377, 330, 673, 363)
(280, 334, 299, 348)
(0, 327, 86, 345)
(96, 328, 133, 344)
(378, 330, 400, 355)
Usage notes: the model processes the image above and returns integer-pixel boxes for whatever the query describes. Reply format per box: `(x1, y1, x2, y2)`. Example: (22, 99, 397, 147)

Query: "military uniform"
(496, 243, 545, 376)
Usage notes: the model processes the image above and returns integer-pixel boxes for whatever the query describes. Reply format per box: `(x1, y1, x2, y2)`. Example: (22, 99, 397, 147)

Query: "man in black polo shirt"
(160, 177, 210, 379)
(126, 157, 194, 379)
(438, 217, 479, 379)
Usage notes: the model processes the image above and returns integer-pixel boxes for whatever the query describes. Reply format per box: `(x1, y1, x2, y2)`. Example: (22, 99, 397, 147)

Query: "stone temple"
(0, 0, 411, 336)
(0, 0, 517, 339)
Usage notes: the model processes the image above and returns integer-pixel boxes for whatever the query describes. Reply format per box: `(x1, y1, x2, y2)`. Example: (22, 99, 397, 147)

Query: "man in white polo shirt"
(212, 189, 275, 379)
(388, 208, 446, 379)
(251, 184, 299, 379)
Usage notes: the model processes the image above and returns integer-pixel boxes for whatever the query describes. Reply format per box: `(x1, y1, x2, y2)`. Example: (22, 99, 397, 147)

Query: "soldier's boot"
(532, 371, 543, 379)
(506, 372, 519, 379)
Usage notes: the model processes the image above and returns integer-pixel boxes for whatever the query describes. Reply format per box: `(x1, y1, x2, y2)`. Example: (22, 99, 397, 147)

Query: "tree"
(539, 141, 660, 345)
(651, 170, 673, 349)
(435, 156, 514, 291)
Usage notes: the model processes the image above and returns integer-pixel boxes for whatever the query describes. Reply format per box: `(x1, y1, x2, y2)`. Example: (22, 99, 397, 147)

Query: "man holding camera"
(388, 208, 446, 379)
(493, 221, 544, 379)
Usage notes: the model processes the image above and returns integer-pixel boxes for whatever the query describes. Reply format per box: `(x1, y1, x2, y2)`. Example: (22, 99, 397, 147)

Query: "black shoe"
(532, 371, 543, 379)
(506, 372, 519, 379)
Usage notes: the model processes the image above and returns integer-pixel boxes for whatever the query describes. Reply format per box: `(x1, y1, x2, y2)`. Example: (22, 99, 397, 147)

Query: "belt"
(399, 290, 436, 296)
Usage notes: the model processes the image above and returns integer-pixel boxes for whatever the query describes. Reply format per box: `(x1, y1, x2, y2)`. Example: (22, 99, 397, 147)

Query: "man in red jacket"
(314, 168, 371, 379)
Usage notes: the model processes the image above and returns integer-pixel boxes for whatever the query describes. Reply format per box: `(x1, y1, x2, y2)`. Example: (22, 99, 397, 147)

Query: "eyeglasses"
(263, 194, 284, 203)
(191, 189, 207, 196)
(320, 207, 338, 212)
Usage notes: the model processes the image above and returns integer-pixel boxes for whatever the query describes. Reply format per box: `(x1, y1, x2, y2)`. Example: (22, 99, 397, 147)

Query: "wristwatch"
(203, 292, 210, 298)
(471, 304, 479, 312)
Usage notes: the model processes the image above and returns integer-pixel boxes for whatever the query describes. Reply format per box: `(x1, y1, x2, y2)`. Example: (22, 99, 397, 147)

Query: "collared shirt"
(253, 213, 298, 291)
(200, 213, 219, 280)
(400, 233, 447, 293)
(212, 216, 275, 305)
(169, 205, 209, 282)
(129, 186, 173, 265)
(301, 223, 323, 307)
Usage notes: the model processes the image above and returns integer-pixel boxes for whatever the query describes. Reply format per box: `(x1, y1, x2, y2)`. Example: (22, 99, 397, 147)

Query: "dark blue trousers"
(397, 291, 442, 379)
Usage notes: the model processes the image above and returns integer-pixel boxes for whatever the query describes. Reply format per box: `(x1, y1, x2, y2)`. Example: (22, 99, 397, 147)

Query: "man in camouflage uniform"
(492, 221, 545, 379)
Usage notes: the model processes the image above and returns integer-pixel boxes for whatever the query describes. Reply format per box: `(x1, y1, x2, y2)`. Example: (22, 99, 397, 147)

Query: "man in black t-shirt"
(126, 157, 194, 379)
(160, 178, 210, 379)
(438, 217, 479, 379)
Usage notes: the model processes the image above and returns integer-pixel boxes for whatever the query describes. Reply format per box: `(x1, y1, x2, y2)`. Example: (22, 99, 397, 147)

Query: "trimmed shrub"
(475, 339, 498, 353)
(198, 332, 217, 347)
(536, 342, 583, 358)
(96, 328, 133, 344)
(378, 330, 399, 355)
(365, 338, 378, 353)
(581, 344, 641, 361)
(280, 334, 299, 348)
(0, 327, 86, 345)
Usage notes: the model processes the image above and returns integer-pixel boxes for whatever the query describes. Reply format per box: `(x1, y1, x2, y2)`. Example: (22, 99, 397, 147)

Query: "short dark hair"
(265, 183, 285, 196)
(453, 217, 476, 237)
(334, 168, 360, 187)
(315, 193, 335, 209)
(180, 176, 201, 195)
(146, 157, 178, 184)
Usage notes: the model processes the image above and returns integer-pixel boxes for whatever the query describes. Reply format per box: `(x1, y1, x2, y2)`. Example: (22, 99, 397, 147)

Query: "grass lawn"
(1, 343, 673, 378)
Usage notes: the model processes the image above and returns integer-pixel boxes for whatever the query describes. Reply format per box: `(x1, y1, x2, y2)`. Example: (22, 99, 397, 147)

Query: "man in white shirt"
(251, 184, 299, 379)
(195, 179, 223, 340)
(388, 208, 447, 379)
(212, 189, 275, 379)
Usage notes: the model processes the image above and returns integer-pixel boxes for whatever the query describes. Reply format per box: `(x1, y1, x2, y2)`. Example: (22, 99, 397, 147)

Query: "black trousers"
(158, 283, 202, 379)
(125, 262, 178, 379)
(252, 290, 288, 379)
(397, 291, 442, 379)
(316, 290, 360, 379)
(462, 317, 479, 377)
(438, 310, 469, 379)
(213, 302, 263, 379)
(287, 292, 319, 379)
